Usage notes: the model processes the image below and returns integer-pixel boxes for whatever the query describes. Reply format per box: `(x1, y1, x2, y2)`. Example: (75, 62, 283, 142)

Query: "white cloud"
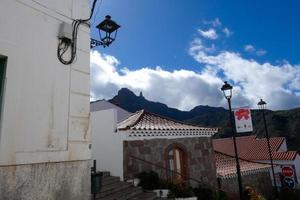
(189, 39, 300, 110)
(198, 28, 218, 40)
(244, 44, 255, 52)
(256, 49, 267, 56)
(223, 27, 233, 37)
(204, 18, 222, 27)
(189, 38, 216, 54)
(244, 44, 267, 56)
(90, 32, 300, 111)
(90, 51, 224, 111)
(212, 18, 222, 27)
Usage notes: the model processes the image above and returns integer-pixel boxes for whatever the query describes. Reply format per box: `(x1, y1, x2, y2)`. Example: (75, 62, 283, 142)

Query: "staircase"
(96, 172, 157, 200)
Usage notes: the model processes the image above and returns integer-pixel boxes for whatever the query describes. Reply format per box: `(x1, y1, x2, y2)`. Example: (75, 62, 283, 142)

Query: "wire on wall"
(57, 0, 99, 65)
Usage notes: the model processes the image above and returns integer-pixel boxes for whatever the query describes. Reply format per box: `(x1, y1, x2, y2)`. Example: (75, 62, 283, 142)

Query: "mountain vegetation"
(109, 88, 300, 152)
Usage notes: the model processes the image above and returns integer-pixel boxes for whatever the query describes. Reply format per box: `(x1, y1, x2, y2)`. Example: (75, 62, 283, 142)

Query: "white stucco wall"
(277, 139, 287, 152)
(274, 159, 300, 189)
(91, 100, 131, 123)
(91, 109, 124, 179)
(0, 0, 91, 166)
(294, 155, 300, 186)
(258, 157, 300, 189)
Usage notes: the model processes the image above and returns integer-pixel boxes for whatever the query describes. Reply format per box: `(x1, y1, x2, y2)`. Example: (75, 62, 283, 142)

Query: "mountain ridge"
(108, 88, 300, 152)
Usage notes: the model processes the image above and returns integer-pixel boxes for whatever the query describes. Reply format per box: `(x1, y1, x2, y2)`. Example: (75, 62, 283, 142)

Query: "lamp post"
(258, 99, 279, 198)
(91, 15, 121, 48)
(57, 0, 120, 64)
(221, 81, 243, 200)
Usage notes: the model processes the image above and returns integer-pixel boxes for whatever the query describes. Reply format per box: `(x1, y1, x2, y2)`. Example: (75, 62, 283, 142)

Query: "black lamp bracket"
(90, 38, 114, 48)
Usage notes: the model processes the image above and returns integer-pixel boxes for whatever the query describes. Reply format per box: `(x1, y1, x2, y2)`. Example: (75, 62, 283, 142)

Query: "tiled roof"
(213, 136, 298, 161)
(272, 151, 298, 160)
(215, 151, 271, 178)
(118, 110, 218, 133)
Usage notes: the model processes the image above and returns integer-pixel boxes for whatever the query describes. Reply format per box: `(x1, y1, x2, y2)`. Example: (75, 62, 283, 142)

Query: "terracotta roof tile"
(272, 151, 298, 160)
(118, 110, 218, 133)
(213, 136, 297, 161)
(215, 151, 271, 178)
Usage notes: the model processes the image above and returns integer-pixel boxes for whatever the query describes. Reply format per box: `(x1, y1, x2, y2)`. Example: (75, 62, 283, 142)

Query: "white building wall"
(92, 109, 124, 179)
(274, 159, 300, 189)
(258, 157, 300, 189)
(0, 0, 91, 199)
(0, 0, 91, 166)
(294, 155, 300, 186)
(277, 139, 288, 152)
(91, 100, 131, 122)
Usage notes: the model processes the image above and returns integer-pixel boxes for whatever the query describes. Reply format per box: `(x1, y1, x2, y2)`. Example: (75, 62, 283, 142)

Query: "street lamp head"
(221, 81, 233, 99)
(258, 99, 267, 110)
(96, 15, 120, 33)
(95, 15, 120, 47)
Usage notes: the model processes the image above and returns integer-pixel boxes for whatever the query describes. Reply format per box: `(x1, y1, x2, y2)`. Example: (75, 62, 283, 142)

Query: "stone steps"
(96, 172, 157, 200)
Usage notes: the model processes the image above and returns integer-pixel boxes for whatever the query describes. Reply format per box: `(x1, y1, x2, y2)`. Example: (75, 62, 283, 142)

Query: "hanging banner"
(233, 107, 253, 133)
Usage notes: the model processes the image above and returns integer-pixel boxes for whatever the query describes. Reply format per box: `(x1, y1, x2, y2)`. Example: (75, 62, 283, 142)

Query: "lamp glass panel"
(223, 89, 232, 98)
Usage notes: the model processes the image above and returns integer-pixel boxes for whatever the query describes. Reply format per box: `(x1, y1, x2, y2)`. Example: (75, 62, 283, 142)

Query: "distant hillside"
(109, 88, 300, 152)
(109, 88, 227, 121)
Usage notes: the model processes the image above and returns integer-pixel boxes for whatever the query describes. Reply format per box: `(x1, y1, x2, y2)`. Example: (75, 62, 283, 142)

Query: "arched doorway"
(166, 144, 187, 184)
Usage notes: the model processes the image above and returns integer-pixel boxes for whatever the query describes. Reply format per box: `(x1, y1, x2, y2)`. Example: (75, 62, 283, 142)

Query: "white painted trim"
(120, 129, 215, 141)
(219, 167, 271, 179)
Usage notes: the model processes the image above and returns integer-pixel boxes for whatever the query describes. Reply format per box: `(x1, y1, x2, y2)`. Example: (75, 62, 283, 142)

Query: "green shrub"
(279, 188, 297, 200)
(215, 189, 229, 200)
(243, 186, 266, 200)
(167, 184, 194, 198)
(193, 185, 215, 200)
(137, 171, 160, 190)
(193, 185, 229, 200)
(137, 171, 230, 199)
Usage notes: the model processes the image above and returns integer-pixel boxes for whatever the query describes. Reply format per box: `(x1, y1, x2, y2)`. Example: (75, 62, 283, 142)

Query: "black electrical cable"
(87, 0, 98, 21)
(57, 0, 98, 65)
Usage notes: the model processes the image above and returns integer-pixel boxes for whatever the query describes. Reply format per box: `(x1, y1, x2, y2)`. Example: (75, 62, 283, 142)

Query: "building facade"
(215, 151, 272, 199)
(214, 135, 300, 189)
(91, 100, 131, 123)
(92, 108, 218, 188)
(0, 0, 91, 199)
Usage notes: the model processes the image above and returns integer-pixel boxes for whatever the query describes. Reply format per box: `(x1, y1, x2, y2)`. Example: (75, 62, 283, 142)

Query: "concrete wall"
(91, 109, 124, 179)
(220, 171, 273, 200)
(0, 161, 90, 200)
(0, 0, 91, 199)
(278, 139, 287, 152)
(91, 100, 131, 123)
(259, 156, 300, 189)
(273, 157, 300, 189)
(294, 155, 300, 188)
(123, 137, 217, 188)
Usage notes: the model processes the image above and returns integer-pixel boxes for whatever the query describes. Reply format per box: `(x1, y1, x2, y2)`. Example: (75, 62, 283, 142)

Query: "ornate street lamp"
(221, 81, 243, 200)
(57, 0, 121, 65)
(91, 15, 120, 48)
(221, 81, 233, 99)
(258, 99, 279, 198)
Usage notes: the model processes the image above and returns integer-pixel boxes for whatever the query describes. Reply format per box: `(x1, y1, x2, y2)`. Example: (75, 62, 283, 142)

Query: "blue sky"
(90, 0, 300, 110)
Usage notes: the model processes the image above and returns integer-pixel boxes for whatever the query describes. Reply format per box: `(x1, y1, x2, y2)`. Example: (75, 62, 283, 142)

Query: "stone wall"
(219, 171, 273, 199)
(0, 160, 90, 200)
(123, 137, 217, 188)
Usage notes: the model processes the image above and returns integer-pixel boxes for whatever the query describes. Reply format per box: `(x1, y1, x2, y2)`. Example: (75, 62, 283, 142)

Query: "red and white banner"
(233, 107, 253, 133)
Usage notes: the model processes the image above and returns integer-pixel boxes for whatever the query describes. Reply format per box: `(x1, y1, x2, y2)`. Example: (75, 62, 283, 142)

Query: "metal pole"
(93, 160, 96, 200)
(227, 98, 243, 200)
(262, 109, 279, 198)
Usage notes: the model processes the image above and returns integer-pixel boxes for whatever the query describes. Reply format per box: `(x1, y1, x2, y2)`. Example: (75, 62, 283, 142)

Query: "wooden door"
(167, 145, 187, 184)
